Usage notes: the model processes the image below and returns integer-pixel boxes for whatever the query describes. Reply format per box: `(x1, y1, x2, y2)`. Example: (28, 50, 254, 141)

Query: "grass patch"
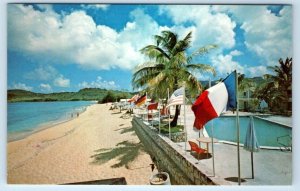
(159, 125, 184, 134)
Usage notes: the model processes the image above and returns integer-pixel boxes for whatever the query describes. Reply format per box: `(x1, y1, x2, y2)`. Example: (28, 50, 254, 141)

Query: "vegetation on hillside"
(7, 88, 132, 103)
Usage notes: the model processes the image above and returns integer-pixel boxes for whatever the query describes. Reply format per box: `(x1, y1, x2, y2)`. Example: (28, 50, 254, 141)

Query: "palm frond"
(171, 32, 192, 55)
(147, 73, 172, 99)
(161, 31, 178, 51)
(133, 61, 162, 73)
(132, 64, 164, 90)
(140, 45, 170, 62)
(148, 72, 166, 86)
(178, 70, 202, 97)
(132, 30, 217, 103)
(186, 63, 216, 76)
(190, 44, 218, 57)
(168, 52, 187, 68)
(154, 35, 164, 46)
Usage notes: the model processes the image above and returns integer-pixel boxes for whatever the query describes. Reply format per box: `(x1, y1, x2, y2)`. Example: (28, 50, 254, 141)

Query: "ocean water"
(7, 101, 95, 142)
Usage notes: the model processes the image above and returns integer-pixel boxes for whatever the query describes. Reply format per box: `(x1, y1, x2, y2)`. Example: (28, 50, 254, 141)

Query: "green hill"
(7, 88, 133, 103)
(8, 77, 265, 103)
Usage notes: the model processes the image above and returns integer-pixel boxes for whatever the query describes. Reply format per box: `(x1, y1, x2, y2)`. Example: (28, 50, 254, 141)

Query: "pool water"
(205, 116, 292, 147)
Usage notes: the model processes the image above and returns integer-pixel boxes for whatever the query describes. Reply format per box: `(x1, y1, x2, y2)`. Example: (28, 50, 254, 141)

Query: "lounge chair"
(188, 141, 207, 160)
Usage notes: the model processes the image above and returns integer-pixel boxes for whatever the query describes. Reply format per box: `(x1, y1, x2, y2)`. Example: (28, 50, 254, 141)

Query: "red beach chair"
(188, 141, 207, 160)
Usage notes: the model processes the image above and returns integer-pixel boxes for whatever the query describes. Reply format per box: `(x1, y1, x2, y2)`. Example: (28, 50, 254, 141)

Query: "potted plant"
(149, 162, 171, 185)
(150, 171, 170, 185)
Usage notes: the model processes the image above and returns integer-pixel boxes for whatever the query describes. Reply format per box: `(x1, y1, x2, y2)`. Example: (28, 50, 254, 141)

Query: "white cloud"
(39, 83, 52, 92)
(8, 5, 212, 72)
(78, 76, 119, 90)
(24, 65, 58, 81)
(7, 4, 151, 71)
(161, 5, 292, 78)
(53, 75, 70, 87)
(120, 9, 160, 50)
(25, 65, 72, 89)
(9, 82, 33, 91)
(247, 66, 269, 77)
(36, 4, 53, 12)
(211, 53, 244, 76)
(8, 4, 292, 81)
(159, 5, 239, 80)
(212, 5, 292, 67)
(159, 5, 236, 50)
(211, 50, 269, 78)
(243, 7, 292, 66)
(230, 50, 243, 56)
(81, 4, 109, 11)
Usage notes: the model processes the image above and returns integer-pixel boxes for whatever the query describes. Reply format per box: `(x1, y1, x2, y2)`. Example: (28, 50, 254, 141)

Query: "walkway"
(176, 105, 292, 185)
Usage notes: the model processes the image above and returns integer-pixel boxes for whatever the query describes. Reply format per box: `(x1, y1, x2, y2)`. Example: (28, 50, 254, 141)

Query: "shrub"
(102, 91, 117, 103)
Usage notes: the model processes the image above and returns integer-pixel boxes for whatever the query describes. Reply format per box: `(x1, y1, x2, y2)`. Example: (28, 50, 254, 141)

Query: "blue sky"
(7, 4, 292, 93)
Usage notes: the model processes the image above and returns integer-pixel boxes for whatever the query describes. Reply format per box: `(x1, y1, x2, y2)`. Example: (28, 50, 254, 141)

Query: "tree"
(238, 74, 256, 111)
(102, 91, 117, 103)
(132, 31, 216, 126)
(253, 57, 292, 114)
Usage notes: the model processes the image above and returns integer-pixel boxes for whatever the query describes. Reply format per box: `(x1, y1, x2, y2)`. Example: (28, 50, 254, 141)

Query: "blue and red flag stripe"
(192, 71, 237, 129)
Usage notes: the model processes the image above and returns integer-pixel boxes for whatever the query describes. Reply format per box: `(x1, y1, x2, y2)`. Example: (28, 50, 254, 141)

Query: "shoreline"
(8, 114, 80, 143)
(7, 102, 93, 142)
(7, 103, 154, 184)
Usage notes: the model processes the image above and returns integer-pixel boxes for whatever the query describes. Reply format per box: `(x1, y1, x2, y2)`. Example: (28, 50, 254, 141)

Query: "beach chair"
(188, 141, 207, 160)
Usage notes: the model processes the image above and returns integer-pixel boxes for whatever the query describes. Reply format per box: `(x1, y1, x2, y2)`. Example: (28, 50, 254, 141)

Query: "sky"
(7, 3, 292, 93)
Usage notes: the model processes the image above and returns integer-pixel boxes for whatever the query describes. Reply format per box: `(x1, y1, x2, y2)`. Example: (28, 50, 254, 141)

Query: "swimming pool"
(205, 116, 292, 148)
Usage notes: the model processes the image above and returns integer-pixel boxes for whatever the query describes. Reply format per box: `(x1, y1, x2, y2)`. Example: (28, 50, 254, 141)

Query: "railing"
(277, 134, 292, 152)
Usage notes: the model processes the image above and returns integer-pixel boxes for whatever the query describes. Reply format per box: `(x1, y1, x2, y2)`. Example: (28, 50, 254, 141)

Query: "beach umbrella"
(244, 116, 260, 179)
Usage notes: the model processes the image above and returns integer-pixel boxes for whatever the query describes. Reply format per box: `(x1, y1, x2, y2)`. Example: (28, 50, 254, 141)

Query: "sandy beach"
(7, 103, 154, 185)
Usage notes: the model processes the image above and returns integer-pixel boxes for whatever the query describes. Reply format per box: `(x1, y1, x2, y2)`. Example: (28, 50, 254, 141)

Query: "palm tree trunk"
(170, 105, 181, 127)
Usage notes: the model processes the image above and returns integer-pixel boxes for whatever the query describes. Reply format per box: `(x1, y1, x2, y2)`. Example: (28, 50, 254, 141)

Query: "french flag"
(192, 71, 237, 129)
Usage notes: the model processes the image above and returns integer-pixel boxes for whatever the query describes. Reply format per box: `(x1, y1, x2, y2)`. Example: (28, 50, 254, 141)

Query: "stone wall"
(132, 116, 226, 185)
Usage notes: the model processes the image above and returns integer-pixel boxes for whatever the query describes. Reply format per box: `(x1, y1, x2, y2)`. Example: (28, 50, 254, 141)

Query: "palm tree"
(238, 74, 256, 111)
(132, 31, 216, 126)
(254, 57, 292, 114)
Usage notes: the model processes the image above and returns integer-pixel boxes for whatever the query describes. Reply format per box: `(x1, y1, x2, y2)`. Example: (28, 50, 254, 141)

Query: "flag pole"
(168, 88, 171, 140)
(211, 120, 215, 176)
(146, 92, 148, 122)
(209, 78, 216, 177)
(183, 85, 187, 152)
(236, 70, 241, 185)
(158, 99, 161, 135)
